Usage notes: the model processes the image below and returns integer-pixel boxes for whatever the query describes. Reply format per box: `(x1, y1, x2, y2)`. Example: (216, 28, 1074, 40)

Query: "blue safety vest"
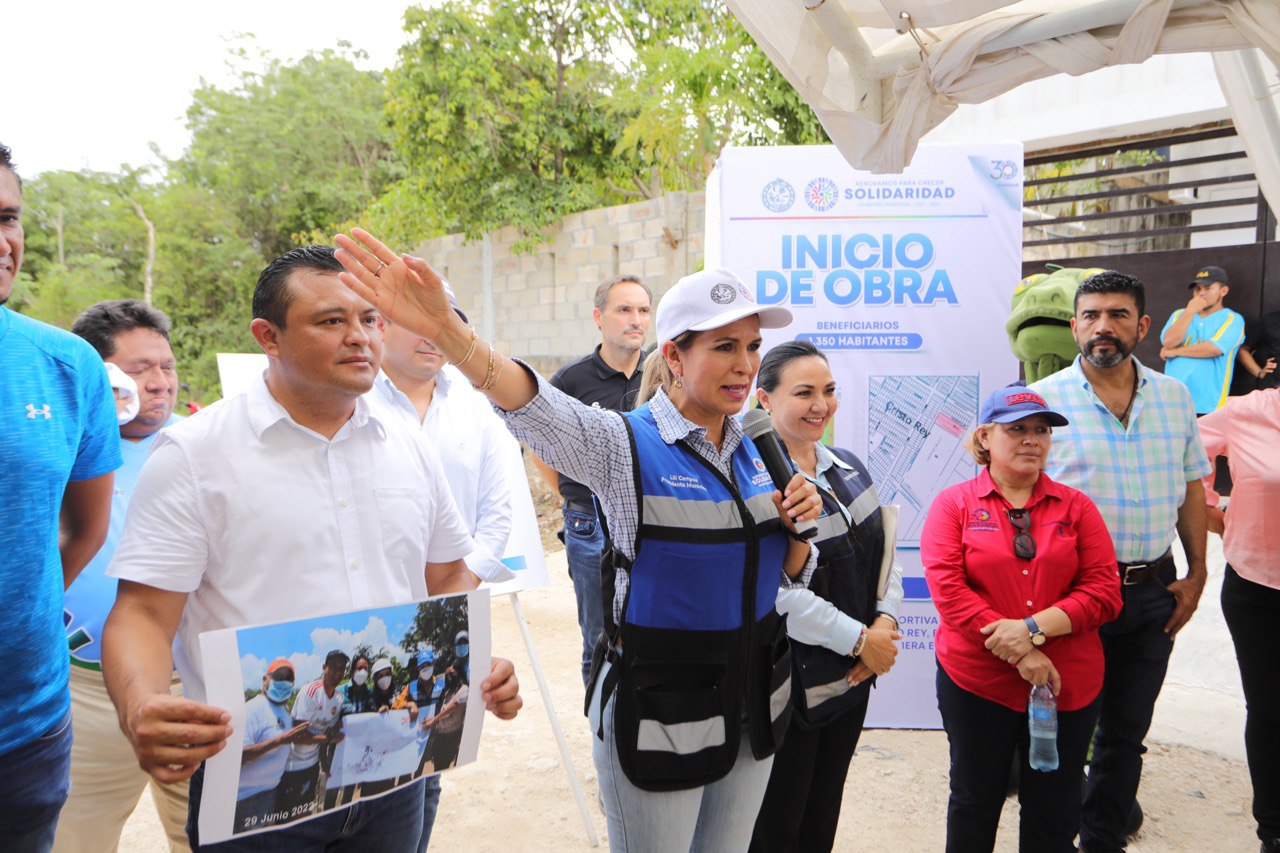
(596, 404, 794, 791)
(791, 446, 886, 728)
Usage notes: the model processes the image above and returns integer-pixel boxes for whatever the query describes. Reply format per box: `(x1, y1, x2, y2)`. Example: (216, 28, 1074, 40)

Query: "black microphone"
(741, 408, 818, 540)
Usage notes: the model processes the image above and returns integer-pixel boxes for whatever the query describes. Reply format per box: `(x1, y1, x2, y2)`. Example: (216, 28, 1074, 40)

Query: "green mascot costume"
(1006, 266, 1104, 383)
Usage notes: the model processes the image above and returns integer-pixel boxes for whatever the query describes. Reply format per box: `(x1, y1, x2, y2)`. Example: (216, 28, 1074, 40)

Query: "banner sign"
(711, 144, 1023, 728)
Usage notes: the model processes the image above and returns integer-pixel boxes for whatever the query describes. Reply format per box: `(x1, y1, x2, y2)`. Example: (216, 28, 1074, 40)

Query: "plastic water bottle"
(1028, 683, 1059, 771)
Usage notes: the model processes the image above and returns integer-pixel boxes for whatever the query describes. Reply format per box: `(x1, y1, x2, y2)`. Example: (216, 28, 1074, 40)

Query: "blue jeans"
(593, 688, 774, 853)
(0, 710, 73, 853)
(564, 501, 606, 687)
(416, 774, 441, 853)
(187, 765, 424, 852)
(1080, 566, 1177, 852)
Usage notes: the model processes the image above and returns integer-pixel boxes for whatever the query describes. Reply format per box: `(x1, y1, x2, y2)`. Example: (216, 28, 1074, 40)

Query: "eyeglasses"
(1007, 509, 1036, 560)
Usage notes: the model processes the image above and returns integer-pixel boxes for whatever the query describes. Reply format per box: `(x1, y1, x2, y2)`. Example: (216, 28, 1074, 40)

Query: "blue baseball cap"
(980, 385, 1069, 427)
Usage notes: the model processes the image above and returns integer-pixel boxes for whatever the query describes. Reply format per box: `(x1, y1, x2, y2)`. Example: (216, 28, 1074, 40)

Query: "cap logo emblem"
(1196, 271, 1209, 278)
(1005, 391, 1046, 407)
(710, 282, 736, 305)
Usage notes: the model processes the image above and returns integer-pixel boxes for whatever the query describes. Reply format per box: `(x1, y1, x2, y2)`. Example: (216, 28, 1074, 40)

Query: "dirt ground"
(120, 459, 1258, 850)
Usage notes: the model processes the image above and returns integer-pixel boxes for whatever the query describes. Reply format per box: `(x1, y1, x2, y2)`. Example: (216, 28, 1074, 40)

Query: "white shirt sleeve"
(775, 586, 862, 656)
(291, 687, 315, 723)
(107, 434, 209, 592)
(876, 557, 906, 622)
(419, 439, 478, 565)
(462, 417, 516, 582)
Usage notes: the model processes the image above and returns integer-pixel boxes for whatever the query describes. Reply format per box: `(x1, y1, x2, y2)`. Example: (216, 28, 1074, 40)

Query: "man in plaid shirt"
(1031, 270, 1211, 852)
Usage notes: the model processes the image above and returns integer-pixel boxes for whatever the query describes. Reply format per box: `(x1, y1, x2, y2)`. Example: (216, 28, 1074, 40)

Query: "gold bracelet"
(472, 342, 497, 392)
(453, 329, 480, 367)
(480, 346, 506, 392)
(852, 628, 867, 658)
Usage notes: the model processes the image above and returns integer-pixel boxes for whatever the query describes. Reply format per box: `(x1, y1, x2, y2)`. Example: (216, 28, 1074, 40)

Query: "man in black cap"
(1159, 265, 1246, 415)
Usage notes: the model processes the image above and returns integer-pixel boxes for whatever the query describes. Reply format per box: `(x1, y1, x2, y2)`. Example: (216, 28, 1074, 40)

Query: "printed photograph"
(209, 593, 480, 838)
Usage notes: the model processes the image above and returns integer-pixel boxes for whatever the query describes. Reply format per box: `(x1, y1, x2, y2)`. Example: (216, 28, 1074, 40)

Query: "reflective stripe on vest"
(637, 717, 726, 755)
(642, 491, 778, 532)
(848, 487, 881, 526)
(805, 675, 852, 710)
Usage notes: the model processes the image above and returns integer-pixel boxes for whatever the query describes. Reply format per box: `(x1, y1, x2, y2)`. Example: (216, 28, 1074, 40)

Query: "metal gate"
(1020, 122, 1279, 390)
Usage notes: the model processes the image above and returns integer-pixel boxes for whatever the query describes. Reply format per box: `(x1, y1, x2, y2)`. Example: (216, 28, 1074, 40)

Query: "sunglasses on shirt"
(1007, 508, 1037, 560)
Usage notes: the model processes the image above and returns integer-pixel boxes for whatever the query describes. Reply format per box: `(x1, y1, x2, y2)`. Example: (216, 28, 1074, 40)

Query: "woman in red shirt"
(922, 385, 1122, 853)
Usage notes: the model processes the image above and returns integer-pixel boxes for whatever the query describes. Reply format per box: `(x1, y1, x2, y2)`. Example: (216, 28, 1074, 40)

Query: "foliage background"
(10, 4, 826, 399)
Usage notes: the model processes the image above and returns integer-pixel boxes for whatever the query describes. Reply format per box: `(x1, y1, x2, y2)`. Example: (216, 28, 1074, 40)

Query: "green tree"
(149, 181, 262, 400)
(386, 1, 628, 249)
(400, 599, 470, 666)
(607, 0, 828, 194)
(181, 43, 402, 258)
(16, 170, 149, 326)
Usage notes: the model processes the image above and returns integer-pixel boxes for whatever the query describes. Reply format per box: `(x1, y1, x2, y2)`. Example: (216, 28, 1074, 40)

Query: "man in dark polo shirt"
(532, 273, 652, 685)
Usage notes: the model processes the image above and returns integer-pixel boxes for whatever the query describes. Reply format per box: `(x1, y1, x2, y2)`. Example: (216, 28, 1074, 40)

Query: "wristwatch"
(1024, 616, 1047, 647)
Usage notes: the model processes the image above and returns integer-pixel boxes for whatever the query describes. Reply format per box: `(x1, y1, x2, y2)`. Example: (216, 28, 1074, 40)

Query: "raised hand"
(333, 228, 457, 342)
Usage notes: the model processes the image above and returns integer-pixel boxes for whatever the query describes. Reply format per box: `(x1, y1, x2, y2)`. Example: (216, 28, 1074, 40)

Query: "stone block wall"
(413, 191, 706, 377)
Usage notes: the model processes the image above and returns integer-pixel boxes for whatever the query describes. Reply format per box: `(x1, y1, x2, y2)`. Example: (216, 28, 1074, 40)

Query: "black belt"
(564, 499, 597, 516)
(1117, 550, 1174, 586)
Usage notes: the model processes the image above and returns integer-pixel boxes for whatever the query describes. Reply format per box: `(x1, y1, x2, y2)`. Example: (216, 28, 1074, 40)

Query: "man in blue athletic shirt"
(56, 299, 190, 852)
(0, 142, 121, 851)
(1160, 265, 1246, 415)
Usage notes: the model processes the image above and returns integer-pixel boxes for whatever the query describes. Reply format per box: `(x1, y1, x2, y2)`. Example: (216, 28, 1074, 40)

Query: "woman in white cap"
(333, 228, 821, 852)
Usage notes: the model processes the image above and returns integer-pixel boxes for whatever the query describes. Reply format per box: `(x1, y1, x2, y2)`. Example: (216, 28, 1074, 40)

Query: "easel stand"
(505, 591, 600, 847)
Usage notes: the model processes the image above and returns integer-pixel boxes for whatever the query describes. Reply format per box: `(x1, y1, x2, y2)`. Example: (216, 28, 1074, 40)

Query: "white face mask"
(377, 675, 392, 691)
(352, 669, 368, 686)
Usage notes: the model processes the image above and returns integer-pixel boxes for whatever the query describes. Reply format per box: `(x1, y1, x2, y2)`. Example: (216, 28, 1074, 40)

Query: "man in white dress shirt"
(102, 246, 522, 852)
(367, 283, 519, 853)
(369, 283, 517, 585)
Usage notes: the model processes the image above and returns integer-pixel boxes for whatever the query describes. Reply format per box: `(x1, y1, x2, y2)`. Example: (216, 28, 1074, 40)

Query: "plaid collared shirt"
(1030, 356, 1212, 563)
(495, 362, 814, 626)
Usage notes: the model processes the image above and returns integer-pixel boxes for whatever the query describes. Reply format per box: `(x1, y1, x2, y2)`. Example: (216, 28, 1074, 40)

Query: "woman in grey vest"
(749, 340, 904, 852)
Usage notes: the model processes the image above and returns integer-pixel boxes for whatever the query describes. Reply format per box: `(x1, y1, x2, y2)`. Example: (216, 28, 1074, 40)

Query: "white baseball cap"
(440, 278, 468, 324)
(655, 267, 792, 344)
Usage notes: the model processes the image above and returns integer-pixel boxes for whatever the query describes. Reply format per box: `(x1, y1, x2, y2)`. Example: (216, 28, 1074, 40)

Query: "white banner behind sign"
(713, 144, 1022, 728)
(216, 354, 549, 595)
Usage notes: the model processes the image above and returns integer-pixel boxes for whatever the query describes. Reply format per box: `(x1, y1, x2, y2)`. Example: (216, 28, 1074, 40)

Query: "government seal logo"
(710, 282, 737, 304)
(761, 179, 795, 213)
(804, 178, 839, 212)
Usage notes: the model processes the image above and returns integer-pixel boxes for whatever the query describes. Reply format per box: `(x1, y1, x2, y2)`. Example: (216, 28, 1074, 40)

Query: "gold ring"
(374, 262, 387, 278)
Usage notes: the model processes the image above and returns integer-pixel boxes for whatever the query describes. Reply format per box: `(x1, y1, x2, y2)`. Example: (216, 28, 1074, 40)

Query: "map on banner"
(866, 375, 979, 546)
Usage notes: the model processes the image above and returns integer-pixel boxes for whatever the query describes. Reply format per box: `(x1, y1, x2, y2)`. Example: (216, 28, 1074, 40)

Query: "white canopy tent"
(729, 0, 1280, 211)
